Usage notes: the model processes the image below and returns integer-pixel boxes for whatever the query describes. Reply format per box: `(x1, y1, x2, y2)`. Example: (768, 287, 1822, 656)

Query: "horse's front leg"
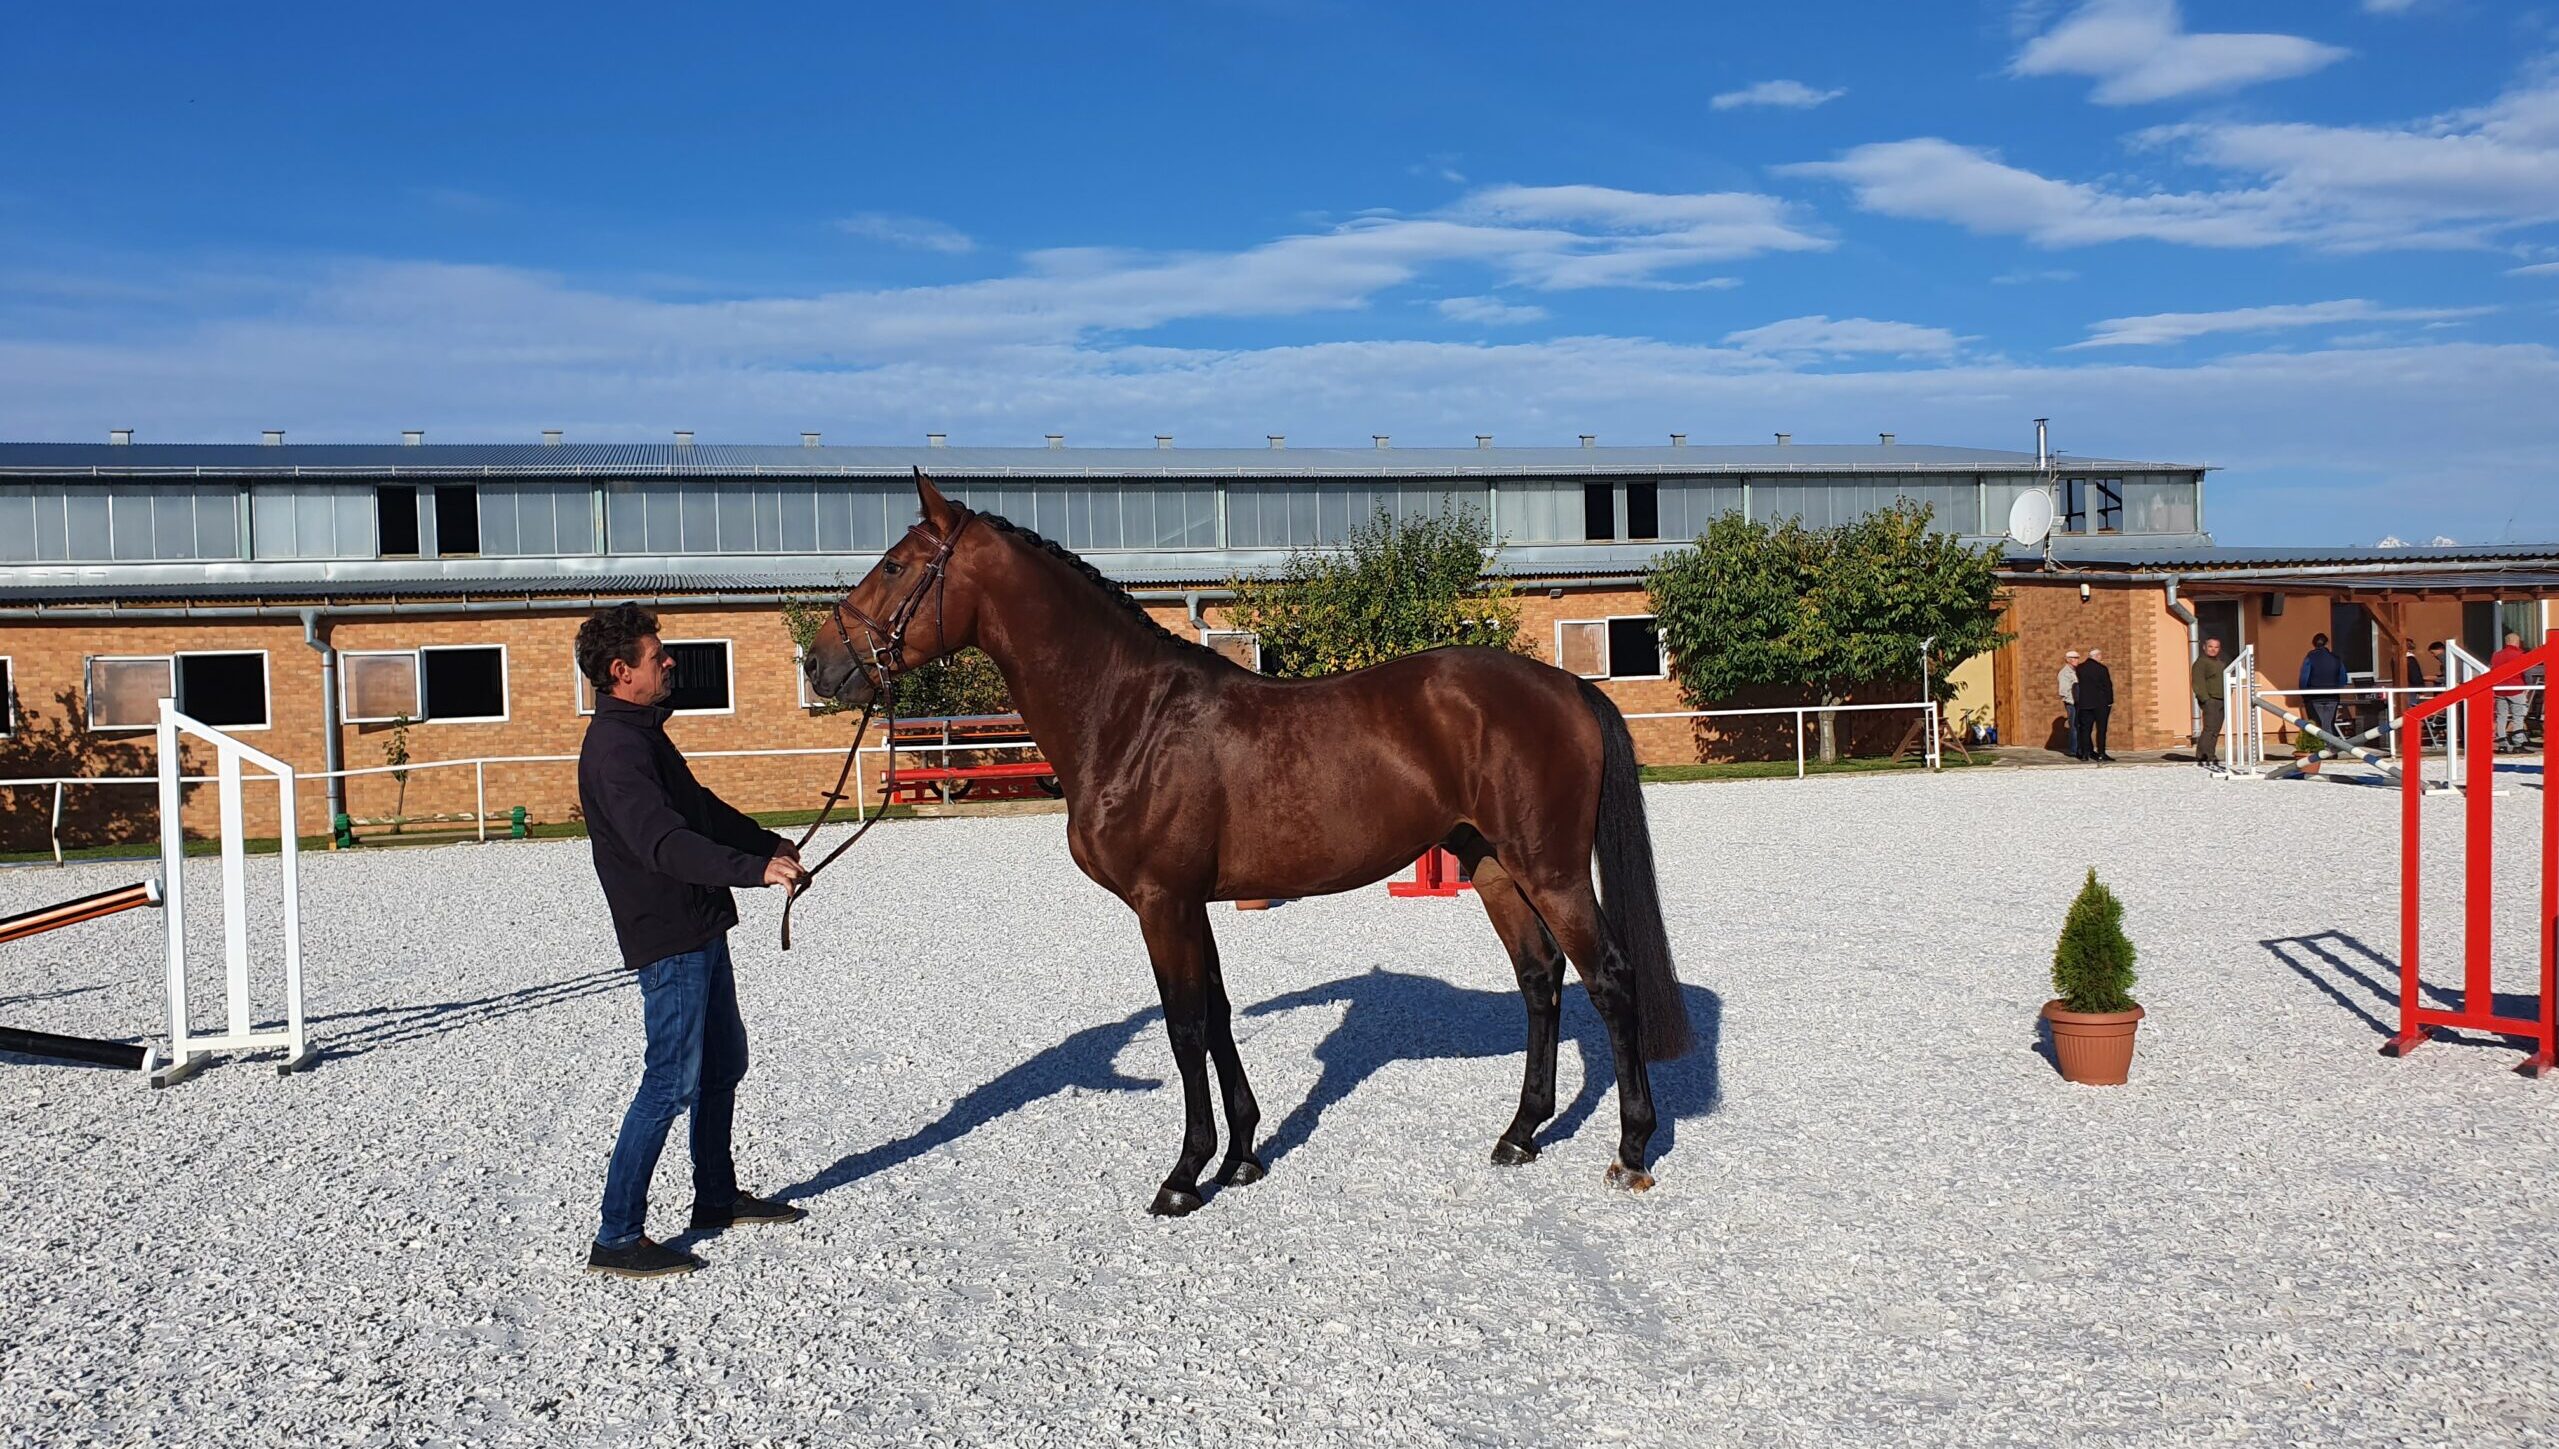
(1132, 892, 1219, 1217)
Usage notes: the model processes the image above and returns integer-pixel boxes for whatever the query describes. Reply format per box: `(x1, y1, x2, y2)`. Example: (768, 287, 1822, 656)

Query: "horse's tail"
(1577, 679, 1693, 1062)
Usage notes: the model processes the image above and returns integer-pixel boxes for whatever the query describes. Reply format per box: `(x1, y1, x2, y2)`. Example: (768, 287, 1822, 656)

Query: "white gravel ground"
(3, 763, 2556, 1448)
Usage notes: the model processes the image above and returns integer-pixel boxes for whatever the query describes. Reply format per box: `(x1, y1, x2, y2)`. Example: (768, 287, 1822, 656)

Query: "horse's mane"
(973, 510, 1219, 660)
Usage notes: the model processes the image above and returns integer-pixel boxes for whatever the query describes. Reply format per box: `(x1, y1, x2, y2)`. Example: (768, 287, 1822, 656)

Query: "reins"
(778, 503, 976, 950)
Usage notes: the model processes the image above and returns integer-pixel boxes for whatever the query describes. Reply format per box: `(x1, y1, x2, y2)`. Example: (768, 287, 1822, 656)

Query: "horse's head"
(802, 471, 983, 707)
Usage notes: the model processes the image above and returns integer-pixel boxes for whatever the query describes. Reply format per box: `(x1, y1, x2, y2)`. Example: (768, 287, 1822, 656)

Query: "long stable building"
(0, 434, 2547, 845)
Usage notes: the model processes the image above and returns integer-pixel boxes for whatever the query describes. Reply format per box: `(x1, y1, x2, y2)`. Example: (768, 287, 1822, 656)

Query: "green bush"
(2051, 868, 2138, 1013)
(2293, 728, 2324, 755)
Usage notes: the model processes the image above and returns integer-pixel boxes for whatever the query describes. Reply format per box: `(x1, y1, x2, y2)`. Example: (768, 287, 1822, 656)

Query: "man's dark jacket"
(2076, 659, 2115, 710)
(579, 692, 785, 969)
(2299, 646, 2348, 692)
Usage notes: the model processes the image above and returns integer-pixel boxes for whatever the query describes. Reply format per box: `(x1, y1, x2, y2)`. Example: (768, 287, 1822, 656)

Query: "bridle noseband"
(781, 505, 977, 949)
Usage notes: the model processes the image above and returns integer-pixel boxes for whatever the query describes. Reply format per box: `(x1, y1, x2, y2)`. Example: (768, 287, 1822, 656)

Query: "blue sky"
(3, 0, 2555, 545)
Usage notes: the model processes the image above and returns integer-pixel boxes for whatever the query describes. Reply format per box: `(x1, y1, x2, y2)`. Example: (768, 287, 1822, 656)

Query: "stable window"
(433, 486, 480, 555)
(1200, 630, 1262, 672)
(2062, 478, 2123, 534)
(88, 652, 269, 730)
(1554, 617, 1664, 680)
(1583, 483, 1616, 541)
(341, 645, 508, 722)
(1625, 482, 1659, 541)
(665, 640, 733, 714)
(0, 656, 14, 736)
(377, 485, 420, 556)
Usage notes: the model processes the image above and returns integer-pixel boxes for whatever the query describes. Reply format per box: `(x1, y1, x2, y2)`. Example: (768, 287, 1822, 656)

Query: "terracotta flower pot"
(2295, 754, 2321, 775)
(2041, 999, 2144, 1086)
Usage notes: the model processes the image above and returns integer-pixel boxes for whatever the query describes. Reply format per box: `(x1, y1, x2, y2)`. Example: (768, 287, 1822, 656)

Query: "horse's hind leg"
(1505, 870, 1659, 1191)
(1460, 850, 1566, 1166)
(1200, 927, 1266, 1187)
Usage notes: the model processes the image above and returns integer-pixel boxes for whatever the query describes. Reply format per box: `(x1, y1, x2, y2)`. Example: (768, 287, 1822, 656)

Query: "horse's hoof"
(1148, 1186, 1205, 1217)
(1217, 1156, 1266, 1187)
(1490, 1138, 1539, 1167)
(1603, 1162, 1656, 1193)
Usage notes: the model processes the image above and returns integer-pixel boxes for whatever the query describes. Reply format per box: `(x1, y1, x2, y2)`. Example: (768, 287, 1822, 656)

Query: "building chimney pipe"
(401, 430, 424, 446)
(2035, 417, 2050, 471)
(1045, 434, 1065, 449)
(802, 432, 821, 448)
(1267, 435, 1285, 449)
(262, 430, 285, 446)
(1774, 432, 1791, 446)
(109, 429, 133, 445)
(1878, 432, 1895, 446)
(1579, 434, 1596, 448)
(542, 429, 563, 446)
(1669, 433, 1686, 447)
(1373, 435, 1390, 449)
(926, 433, 947, 447)
(1155, 435, 1173, 449)
(1475, 435, 1493, 449)
(673, 430, 694, 447)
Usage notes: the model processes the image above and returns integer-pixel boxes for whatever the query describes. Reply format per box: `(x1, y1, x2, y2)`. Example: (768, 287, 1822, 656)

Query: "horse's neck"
(970, 540, 1185, 783)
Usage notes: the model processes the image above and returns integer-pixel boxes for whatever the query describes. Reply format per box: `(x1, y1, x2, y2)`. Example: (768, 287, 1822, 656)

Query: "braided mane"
(972, 510, 1216, 658)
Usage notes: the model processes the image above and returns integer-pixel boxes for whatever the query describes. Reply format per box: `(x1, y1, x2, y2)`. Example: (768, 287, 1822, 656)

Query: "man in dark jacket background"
(576, 603, 808, 1278)
(2075, 647, 2116, 762)
(2298, 633, 2349, 738)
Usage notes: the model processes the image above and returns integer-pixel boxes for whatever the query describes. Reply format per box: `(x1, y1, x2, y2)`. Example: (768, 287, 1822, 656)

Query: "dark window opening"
(2093, 479, 2122, 532)
(377, 485, 420, 556)
(421, 646, 506, 720)
(0, 656, 14, 734)
(2065, 478, 2123, 533)
(176, 652, 268, 728)
(667, 641, 732, 713)
(2330, 603, 2376, 677)
(433, 485, 480, 555)
(1605, 617, 1662, 679)
(2196, 600, 2242, 659)
(1625, 482, 1658, 541)
(1583, 483, 1617, 541)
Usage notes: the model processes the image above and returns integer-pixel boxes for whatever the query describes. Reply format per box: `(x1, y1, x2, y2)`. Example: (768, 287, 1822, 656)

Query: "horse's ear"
(914, 468, 957, 530)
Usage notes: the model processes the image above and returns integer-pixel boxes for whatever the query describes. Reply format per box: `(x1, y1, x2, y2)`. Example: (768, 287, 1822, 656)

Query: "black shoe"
(2099, 754, 2117, 762)
(689, 1192, 808, 1233)
(586, 1236, 703, 1279)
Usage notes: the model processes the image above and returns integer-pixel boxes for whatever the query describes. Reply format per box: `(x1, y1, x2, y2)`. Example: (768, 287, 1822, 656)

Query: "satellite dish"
(2007, 489, 2055, 548)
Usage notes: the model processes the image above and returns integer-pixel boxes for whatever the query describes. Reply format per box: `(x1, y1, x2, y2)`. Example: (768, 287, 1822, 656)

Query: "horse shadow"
(778, 966, 1725, 1203)
(2259, 930, 2543, 1049)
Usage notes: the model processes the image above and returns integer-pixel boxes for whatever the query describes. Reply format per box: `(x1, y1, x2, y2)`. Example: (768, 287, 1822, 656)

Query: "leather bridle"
(780, 504, 977, 949)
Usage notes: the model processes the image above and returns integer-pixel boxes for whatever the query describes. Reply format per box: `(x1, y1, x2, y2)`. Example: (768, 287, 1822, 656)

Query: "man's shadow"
(778, 967, 1725, 1203)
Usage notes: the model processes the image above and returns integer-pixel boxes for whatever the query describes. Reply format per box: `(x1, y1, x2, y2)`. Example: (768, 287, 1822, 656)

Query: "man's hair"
(576, 603, 660, 689)
(2313, 632, 2330, 648)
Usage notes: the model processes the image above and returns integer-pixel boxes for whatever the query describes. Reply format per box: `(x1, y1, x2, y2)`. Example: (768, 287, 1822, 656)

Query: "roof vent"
(1669, 433, 1687, 447)
(542, 429, 563, 446)
(1045, 434, 1065, 449)
(1267, 434, 1285, 449)
(927, 433, 947, 447)
(673, 430, 695, 447)
(1373, 435, 1391, 449)
(1774, 432, 1792, 446)
(802, 432, 821, 448)
(1878, 432, 1895, 446)
(1579, 434, 1596, 448)
(109, 429, 133, 445)
(262, 430, 285, 446)
(1155, 434, 1173, 449)
(1475, 435, 1493, 449)
(402, 429, 424, 446)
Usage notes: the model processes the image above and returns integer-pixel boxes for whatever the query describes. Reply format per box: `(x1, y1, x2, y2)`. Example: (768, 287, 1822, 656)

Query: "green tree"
(2051, 868, 2138, 1013)
(1224, 505, 1526, 677)
(1646, 500, 2008, 762)
(780, 596, 1015, 718)
(383, 715, 412, 834)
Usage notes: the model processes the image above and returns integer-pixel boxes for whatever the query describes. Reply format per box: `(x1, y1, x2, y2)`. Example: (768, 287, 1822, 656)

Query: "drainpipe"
(2162, 575, 2201, 744)
(300, 609, 346, 841)
(1183, 590, 1209, 637)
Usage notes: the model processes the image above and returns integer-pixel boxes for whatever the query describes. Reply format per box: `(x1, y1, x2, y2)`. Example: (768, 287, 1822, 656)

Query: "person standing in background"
(2193, 637, 2228, 771)
(2077, 648, 2116, 762)
(2298, 633, 2348, 739)
(2059, 648, 2084, 759)
(2491, 630, 2532, 751)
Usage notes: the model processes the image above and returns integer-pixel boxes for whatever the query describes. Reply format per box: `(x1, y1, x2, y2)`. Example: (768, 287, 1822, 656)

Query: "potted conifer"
(2041, 869, 2143, 1086)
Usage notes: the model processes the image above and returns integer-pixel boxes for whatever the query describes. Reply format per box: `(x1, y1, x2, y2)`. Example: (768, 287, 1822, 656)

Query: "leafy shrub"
(2051, 868, 2138, 1013)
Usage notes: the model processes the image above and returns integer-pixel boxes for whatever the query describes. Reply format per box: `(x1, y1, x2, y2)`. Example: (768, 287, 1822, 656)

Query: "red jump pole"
(1387, 847, 1473, 898)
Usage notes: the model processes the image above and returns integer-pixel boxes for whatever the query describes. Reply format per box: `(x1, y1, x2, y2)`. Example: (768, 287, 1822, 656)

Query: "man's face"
(2065, 652, 2081, 667)
(610, 634, 676, 706)
(2204, 639, 2222, 656)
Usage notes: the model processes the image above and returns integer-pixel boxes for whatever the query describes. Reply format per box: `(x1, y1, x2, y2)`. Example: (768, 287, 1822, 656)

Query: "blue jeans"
(596, 936, 747, 1248)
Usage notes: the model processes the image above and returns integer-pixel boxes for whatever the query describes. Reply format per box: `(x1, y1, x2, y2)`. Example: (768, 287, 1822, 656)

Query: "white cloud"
(2511, 260, 2559, 275)
(1710, 80, 1846, 111)
(1993, 268, 2080, 284)
(1722, 315, 1963, 358)
(2065, 299, 2494, 348)
(834, 212, 978, 254)
(1788, 65, 2559, 252)
(1435, 296, 1549, 325)
(2362, 0, 2418, 13)
(2011, 0, 2347, 105)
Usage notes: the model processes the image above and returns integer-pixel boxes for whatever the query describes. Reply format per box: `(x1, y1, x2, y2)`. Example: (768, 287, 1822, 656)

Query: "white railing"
(1623, 699, 1944, 780)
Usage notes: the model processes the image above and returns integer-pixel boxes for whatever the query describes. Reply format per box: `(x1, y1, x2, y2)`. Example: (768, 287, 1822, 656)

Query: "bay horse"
(802, 473, 1692, 1216)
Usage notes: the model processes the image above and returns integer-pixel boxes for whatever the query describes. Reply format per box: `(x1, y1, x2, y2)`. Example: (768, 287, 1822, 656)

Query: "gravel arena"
(4, 766, 2556, 1447)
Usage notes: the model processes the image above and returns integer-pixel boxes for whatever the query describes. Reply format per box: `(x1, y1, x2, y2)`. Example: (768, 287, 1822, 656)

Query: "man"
(2298, 632, 2347, 738)
(2491, 630, 2533, 752)
(2193, 636, 2228, 771)
(2077, 647, 2116, 762)
(576, 603, 810, 1278)
(2058, 649, 2083, 759)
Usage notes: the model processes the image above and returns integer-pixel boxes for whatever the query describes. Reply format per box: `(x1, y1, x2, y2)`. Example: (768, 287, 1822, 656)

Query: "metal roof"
(0, 439, 2205, 479)
(2033, 541, 2559, 569)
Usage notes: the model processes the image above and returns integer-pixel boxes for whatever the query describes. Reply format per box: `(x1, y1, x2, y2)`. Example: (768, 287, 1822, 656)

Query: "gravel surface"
(3, 764, 2555, 1448)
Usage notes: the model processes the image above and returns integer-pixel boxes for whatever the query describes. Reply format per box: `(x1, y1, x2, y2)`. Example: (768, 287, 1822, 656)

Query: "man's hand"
(763, 854, 809, 891)
(773, 840, 803, 866)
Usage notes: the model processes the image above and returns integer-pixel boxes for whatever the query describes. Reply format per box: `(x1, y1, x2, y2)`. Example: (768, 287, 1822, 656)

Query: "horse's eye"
(881, 560, 905, 577)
